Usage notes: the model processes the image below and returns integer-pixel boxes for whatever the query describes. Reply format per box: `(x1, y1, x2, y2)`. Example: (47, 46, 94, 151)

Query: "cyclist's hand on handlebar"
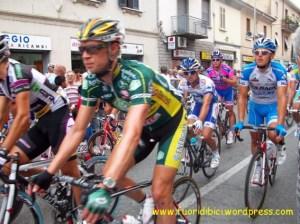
(234, 121, 244, 132)
(28, 170, 54, 195)
(275, 124, 287, 137)
(81, 188, 112, 223)
(193, 120, 203, 132)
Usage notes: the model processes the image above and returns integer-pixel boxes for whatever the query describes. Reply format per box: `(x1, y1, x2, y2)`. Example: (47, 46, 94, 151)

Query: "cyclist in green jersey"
(30, 18, 187, 224)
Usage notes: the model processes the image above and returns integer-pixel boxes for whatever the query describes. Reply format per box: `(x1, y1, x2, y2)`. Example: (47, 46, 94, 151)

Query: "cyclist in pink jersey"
(206, 50, 237, 144)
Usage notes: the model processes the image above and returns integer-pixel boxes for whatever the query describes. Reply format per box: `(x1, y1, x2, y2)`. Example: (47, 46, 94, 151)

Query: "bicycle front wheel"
(177, 144, 193, 177)
(244, 150, 268, 217)
(173, 176, 201, 224)
(0, 186, 43, 224)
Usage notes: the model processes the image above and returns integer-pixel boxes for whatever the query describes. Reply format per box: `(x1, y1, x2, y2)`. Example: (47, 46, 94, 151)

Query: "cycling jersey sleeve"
(239, 63, 257, 87)
(80, 74, 101, 107)
(12, 64, 32, 94)
(128, 68, 153, 106)
(271, 62, 288, 87)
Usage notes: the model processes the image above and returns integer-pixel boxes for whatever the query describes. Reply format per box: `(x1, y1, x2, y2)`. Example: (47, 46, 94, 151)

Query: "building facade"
(0, 0, 159, 73)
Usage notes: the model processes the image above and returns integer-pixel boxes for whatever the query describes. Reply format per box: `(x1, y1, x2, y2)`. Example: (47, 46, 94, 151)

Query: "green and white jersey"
(81, 59, 183, 130)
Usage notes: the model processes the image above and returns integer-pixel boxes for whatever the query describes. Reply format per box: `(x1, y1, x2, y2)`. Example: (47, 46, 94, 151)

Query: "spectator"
(65, 70, 79, 110)
(45, 63, 56, 85)
(54, 64, 66, 77)
(160, 65, 168, 77)
(54, 76, 68, 103)
(73, 68, 83, 86)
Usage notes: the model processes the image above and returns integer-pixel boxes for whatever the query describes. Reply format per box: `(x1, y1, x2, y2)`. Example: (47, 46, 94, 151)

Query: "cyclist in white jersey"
(0, 34, 81, 204)
(179, 57, 220, 168)
(235, 37, 288, 184)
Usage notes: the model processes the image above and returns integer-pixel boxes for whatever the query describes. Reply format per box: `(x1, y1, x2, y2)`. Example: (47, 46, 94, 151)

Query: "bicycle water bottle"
(190, 136, 200, 150)
(142, 195, 154, 224)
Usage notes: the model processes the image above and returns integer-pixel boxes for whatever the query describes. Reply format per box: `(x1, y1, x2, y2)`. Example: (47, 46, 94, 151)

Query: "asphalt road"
(3, 124, 299, 224)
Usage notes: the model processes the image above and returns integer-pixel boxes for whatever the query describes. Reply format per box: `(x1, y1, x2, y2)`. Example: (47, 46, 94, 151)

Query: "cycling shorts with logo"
(248, 100, 278, 126)
(134, 108, 187, 169)
(188, 101, 218, 129)
(16, 106, 74, 160)
(216, 88, 234, 105)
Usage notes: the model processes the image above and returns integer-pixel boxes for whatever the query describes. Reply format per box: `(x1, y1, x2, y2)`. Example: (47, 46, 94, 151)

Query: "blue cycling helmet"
(253, 37, 277, 53)
(211, 49, 223, 59)
(180, 57, 200, 72)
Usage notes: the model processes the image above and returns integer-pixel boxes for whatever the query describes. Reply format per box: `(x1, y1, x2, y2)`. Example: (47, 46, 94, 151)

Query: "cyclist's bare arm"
(102, 104, 149, 182)
(0, 96, 9, 130)
(277, 85, 288, 125)
(237, 85, 249, 122)
(287, 79, 296, 107)
(198, 93, 213, 122)
(2, 91, 30, 151)
(47, 105, 96, 175)
(223, 75, 237, 87)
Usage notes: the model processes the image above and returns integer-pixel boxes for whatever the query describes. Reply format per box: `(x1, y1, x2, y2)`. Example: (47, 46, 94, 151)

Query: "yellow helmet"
(77, 18, 125, 43)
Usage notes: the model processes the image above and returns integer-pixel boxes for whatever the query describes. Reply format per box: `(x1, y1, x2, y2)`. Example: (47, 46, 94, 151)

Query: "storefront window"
(10, 51, 44, 73)
(71, 53, 85, 72)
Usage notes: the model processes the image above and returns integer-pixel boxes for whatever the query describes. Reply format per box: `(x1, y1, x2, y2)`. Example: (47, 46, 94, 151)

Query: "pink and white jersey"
(206, 64, 234, 90)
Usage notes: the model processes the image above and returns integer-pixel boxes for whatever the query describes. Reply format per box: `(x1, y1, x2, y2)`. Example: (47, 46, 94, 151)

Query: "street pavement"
(4, 125, 299, 223)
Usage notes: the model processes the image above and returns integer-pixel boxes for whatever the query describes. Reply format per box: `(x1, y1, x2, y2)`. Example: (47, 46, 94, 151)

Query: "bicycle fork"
(2, 161, 18, 224)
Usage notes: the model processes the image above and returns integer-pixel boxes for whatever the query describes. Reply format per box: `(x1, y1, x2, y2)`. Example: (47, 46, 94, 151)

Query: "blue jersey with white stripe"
(239, 61, 287, 104)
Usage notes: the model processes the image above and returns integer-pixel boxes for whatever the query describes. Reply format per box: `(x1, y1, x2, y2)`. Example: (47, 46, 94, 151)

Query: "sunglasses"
(78, 43, 107, 55)
(254, 50, 271, 56)
(184, 71, 197, 76)
(212, 58, 221, 62)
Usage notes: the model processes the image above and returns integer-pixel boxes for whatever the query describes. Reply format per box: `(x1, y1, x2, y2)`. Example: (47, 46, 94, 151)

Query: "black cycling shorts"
(134, 108, 187, 169)
(16, 106, 73, 160)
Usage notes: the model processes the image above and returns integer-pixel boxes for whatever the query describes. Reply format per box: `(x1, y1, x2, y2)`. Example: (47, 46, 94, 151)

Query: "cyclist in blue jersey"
(179, 57, 220, 168)
(235, 37, 288, 185)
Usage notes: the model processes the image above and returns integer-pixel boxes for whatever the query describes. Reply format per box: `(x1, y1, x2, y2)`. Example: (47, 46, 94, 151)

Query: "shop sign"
(222, 52, 235, 61)
(167, 36, 176, 50)
(242, 55, 254, 62)
(200, 51, 211, 60)
(71, 38, 80, 51)
(121, 43, 144, 55)
(4, 33, 51, 50)
(173, 49, 195, 58)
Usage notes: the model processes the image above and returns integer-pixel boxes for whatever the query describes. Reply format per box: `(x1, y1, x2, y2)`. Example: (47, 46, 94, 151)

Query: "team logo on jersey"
(129, 80, 141, 91)
(117, 80, 128, 89)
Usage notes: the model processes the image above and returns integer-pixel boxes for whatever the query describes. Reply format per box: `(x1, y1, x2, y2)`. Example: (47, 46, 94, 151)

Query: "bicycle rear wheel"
(173, 176, 201, 224)
(244, 150, 268, 217)
(87, 131, 113, 157)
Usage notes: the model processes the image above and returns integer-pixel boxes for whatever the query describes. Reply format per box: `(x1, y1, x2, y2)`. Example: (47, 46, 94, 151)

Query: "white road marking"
(179, 125, 296, 208)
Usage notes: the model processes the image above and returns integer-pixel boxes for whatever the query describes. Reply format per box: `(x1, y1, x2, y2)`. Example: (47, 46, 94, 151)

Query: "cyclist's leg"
(50, 107, 82, 205)
(202, 102, 218, 151)
(103, 129, 157, 203)
(265, 103, 280, 143)
(223, 88, 236, 129)
(152, 108, 187, 224)
(248, 101, 264, 155)
(293, 90, 300, 127)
